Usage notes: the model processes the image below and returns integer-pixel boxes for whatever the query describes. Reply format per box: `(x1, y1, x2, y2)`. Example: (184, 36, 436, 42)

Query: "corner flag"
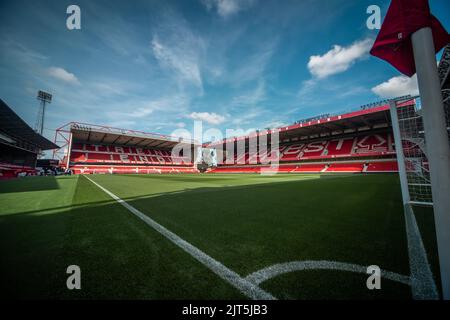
(370, 0, 450, 76)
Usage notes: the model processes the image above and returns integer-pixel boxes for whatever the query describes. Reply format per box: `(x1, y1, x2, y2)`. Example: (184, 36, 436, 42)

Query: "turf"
(0, 173, 440, 299)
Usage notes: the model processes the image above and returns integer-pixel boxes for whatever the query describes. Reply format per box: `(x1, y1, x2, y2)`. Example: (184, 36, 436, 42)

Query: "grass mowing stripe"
(83, 175, 276, 300)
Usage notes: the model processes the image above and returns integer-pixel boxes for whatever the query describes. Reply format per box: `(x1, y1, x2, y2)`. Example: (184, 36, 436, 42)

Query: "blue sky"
(1, 0, 449, 143)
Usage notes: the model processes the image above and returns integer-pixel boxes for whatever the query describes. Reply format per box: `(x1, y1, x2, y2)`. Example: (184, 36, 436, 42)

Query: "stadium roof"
(0, 99, 58, 150)
(205, 99, 416, 147)
(59, 122, 200, 149)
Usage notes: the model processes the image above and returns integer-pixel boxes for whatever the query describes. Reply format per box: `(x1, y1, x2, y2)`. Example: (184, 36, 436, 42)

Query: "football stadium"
(1, 0, 450, 306)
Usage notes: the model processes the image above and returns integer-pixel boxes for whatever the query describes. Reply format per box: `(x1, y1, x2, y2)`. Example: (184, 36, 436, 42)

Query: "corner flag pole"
(411, 27, 450, 299)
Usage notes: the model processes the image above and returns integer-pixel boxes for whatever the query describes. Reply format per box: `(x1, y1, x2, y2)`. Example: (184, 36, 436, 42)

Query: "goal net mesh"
(395, 95, 450, 204)
(396, 98, 432, 203)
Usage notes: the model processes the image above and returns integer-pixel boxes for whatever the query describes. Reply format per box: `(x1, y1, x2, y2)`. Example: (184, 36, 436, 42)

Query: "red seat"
(326, 163, 364, 172)
(70, 143, 193, 167)
(366, 161, 398, 172)
(219, 132, 395, 165)
(293, 164, 326, 172)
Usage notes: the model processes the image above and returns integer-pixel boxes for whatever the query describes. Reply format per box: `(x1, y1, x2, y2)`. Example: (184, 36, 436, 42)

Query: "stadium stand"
(207, 159, 399, 174)
(70, 143, 191, 165)
(292, 164, 327, 173)
(325, 162, 365, 172)
(53, 95, 430, 176)
(53, 122, 199, 174)
(366, 161, 398, 173)
(204, 99, 420, 174)
(0, 99, 58, 179)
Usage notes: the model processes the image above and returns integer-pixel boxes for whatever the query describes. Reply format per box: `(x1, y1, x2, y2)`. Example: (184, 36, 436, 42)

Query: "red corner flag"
(370, 0, 450, 77)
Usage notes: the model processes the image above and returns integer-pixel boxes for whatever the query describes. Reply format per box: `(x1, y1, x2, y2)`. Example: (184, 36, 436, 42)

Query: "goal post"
(390, 97, 434, 207)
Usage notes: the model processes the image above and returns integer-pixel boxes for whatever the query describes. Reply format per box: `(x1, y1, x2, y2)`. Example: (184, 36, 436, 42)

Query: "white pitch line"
(83, 175, 275, 300)
(245, 260, 411, 286)
(403, 204, 439, 299)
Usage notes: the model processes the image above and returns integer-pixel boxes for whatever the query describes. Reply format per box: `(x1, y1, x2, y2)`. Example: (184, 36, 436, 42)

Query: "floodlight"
(37, 90, 52, 103)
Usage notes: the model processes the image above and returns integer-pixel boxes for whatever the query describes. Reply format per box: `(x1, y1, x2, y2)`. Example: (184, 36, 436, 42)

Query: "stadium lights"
(35, 90, 52, 135)
(37, 90, 52, 103)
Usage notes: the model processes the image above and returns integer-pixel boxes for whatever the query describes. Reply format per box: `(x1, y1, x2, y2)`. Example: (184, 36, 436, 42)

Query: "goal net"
(393, 94, 450, 206)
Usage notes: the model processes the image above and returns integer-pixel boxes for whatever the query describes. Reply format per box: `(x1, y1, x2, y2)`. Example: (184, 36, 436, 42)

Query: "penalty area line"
(83, 175, 275, 300)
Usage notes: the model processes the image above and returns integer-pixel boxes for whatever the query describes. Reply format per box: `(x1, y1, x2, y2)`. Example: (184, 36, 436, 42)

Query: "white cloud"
(307, 38, 373, 79)
(231, 80, 266, 106)
(152, 36, 203, 89)
(151, 13, 205, 91)
(265, 120, 288, 129)
(188, 112, 226, 125)
(106, 120, 137, 129)
(47, 67, 80, 85)
(91, 80, 136, 97)
(231, 107, 264, 126)
(199, 31, 278, 89)
(201, 0, 256, 18)
(2, 40, 49, 63)
(298, 79, 317, 100)
(114, 94, 191, 119)
(231, 42, 276, 86)
(371, 75, 419, 98)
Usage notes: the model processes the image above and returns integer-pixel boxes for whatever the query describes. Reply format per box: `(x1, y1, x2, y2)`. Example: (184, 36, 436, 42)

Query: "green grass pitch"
(0, 173, 440, 299)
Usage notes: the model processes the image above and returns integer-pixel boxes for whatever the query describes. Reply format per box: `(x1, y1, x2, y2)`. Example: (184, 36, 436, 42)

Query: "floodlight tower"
(35, 90, 52, 135)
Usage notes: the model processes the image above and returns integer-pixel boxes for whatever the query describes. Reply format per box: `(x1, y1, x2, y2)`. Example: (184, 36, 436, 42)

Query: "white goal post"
(390, 97, 434, 206)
